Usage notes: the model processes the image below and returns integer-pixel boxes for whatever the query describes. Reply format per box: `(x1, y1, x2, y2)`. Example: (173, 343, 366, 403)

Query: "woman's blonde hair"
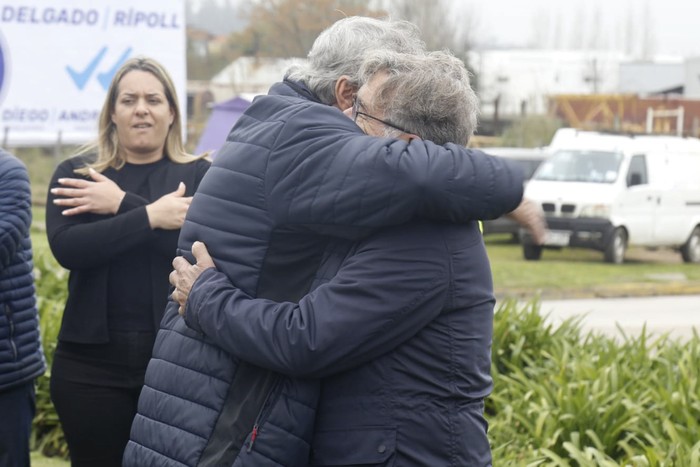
(75, 56, 203, 174)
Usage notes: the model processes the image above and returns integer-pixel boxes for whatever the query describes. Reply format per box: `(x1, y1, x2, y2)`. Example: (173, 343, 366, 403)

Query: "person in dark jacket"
(0, 149, 46, 467)
(125, 17, 522, 467)
(45, 57, 210, 467)
(172, 50, 497, 466)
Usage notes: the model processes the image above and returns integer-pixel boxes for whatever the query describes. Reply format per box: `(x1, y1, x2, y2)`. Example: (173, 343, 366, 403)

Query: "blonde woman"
(45, 57, 209, 467)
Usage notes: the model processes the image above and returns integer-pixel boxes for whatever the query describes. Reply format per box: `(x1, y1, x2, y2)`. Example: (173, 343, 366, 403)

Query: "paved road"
(537, 294, 700, 341)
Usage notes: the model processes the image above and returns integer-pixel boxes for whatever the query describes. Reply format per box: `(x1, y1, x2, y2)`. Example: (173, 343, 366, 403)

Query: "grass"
(485, 234, 700, 300)
(31, 452, 69, 467)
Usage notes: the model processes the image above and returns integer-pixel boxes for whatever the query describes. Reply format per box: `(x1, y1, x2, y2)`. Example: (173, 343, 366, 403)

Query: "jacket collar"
(274, 78, 324, 105)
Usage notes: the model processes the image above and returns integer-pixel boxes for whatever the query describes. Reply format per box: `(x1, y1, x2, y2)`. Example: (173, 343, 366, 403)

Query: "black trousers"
(50, 331, 155, 467)
(0, 381, 35, 467)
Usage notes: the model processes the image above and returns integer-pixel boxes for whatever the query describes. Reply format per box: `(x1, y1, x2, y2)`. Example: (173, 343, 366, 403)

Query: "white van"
(521, 128, 700, 263)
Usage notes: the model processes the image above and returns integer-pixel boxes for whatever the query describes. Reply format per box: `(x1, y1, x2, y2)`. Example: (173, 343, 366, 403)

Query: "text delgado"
(1, 6, 180, 28)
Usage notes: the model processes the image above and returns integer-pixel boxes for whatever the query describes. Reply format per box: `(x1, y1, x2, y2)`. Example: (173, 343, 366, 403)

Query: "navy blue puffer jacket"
(124, 81, 522, 466)
(0, 151, 45, 392)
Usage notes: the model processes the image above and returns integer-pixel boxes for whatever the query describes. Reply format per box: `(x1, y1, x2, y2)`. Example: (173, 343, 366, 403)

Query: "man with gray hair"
(126, 17, 522, 466)
(353, 48, 547, 242)
(351, 49, 480, 143)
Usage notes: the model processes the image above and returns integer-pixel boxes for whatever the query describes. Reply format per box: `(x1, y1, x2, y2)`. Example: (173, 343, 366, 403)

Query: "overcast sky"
(457, 0, 699, 58)
(189, 0, 700, 58)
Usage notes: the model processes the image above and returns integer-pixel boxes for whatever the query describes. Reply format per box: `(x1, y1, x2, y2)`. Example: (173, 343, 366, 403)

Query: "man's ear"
(334, 76, 356, 111)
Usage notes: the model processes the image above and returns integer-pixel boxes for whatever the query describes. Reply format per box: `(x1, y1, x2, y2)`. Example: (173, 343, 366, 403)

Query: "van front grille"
(541, 202, 576, 216)
(561, 204, 576, 213)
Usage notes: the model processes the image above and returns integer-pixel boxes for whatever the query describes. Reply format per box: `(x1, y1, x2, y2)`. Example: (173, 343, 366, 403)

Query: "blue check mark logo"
(66, 47, 107, 90)
(66, 47, 133, 91)
(97, 47, 132, 90)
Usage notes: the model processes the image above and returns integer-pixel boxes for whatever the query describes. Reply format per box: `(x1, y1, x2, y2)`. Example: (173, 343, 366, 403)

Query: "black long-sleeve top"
(46, 154, 210, 344)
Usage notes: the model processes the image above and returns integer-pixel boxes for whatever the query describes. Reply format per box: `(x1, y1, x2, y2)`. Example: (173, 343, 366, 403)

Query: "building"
(469, 48, 700, 136)
(685, 57, 700, 99)
(469, 49, 628, 117)
(618, 58, 685, 96)
(208, 56, 302, 102)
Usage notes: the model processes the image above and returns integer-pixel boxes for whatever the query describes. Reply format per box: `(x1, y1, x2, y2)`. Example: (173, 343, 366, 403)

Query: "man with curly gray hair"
(352, 49, 479, 144)
(295, 48, 497, 465)
(352, 49, 546, 244)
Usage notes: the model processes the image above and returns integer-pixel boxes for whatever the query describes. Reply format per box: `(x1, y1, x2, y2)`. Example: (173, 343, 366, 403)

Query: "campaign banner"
(0, 0, 186, 146)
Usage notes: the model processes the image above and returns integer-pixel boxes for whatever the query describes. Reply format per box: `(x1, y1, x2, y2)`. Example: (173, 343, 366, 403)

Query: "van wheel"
(604, 228, 627, 264)
(681, 227, 700, 263)
(523, 244, 543, 261)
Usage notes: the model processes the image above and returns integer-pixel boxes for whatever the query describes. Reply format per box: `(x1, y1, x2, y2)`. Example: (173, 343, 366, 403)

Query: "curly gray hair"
(358, 50, 480, 146)
(285, 16, 426, 106)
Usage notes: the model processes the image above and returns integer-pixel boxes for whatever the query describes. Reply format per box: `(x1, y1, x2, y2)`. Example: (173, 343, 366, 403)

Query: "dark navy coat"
(124, 80, 521, 466)
(186, 220, 494, 466)
(0, 151, 45, 392)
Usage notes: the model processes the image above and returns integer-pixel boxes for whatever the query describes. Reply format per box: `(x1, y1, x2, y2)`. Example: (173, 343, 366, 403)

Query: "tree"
(640, 0, 655, 59)
(186, 29, 232, 80)
(568, 4, 586, 50)
(188, 0, 246, 35)
(587, 6, 605, 50)
(227, 0, 385, 58)
(382, 1, 478, 93)
(383, 0, 477, 63)
(529, 7, 551, 49)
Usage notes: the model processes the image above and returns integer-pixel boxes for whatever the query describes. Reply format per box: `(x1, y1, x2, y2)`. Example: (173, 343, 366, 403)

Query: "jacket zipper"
(246, 376, 282, 453)
(4, 304, 18, 360)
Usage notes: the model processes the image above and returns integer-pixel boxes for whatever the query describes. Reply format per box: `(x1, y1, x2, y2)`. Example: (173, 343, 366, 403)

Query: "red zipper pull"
(247, 425, 259, 453)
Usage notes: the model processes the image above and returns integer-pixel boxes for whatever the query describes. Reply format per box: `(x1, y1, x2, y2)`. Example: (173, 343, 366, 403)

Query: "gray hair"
(358, 50, 480, 146)
(285, 16, 425, 106)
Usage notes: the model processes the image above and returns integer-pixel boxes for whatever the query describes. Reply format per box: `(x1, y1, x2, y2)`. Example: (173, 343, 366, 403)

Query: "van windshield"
(510, 158, 543, 180)
(532, 150, 623, 183)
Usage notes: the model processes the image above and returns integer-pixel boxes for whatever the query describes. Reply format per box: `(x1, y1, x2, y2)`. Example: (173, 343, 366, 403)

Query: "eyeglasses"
(352, 96, 412, 135)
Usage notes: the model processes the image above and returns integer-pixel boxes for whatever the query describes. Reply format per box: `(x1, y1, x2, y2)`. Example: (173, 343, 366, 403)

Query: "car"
(480, 147, 549, 240)
(521, 128, 700, 263)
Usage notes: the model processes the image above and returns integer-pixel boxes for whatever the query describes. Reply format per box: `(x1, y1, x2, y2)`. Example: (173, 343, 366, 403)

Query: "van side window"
(627, 155, 648, 187)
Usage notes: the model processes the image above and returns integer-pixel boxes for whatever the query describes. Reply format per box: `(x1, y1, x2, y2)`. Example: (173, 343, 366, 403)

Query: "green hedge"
(32, 258, 700, 464)
(491, 299, 700, 466)
(32, 252, 68, 458)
